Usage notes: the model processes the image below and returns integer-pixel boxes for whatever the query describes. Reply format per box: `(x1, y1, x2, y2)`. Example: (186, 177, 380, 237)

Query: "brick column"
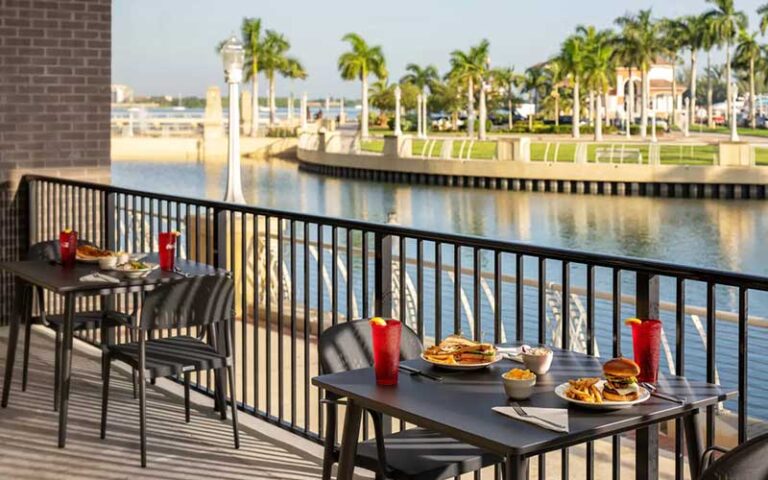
(0, 0, 112, 325)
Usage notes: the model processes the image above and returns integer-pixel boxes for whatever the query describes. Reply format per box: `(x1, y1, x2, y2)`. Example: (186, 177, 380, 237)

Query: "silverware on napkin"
(510, 403, 567, 430)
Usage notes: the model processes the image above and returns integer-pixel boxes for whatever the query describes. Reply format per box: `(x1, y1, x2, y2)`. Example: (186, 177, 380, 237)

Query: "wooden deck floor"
(0, 325, 326, 480)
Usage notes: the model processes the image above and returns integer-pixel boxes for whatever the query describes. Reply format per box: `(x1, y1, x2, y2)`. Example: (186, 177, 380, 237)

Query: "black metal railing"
(18, 174, 768, 479)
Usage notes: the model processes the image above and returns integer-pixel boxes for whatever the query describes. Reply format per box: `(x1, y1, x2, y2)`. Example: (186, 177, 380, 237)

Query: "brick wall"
(0, 0, 112, 325)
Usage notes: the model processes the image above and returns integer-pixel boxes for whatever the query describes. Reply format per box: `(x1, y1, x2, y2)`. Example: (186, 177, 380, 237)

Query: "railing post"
(26, 178, 37, 247)
(635, 271, 660, 480)
(212, 208, 229, 270)
(104, 192, 117, 252)
(635, 272, 660, 319)
(374, 232, 393, 318)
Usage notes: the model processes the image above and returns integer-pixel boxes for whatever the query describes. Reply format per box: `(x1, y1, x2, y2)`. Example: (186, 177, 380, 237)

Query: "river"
(112, 155, 768, 422)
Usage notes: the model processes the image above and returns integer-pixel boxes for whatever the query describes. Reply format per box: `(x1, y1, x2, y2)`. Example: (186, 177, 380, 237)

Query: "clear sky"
(112, 0, 768, 98)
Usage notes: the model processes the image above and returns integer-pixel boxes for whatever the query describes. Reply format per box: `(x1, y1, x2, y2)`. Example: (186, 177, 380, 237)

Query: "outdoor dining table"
(0, 254, 225, 448)
(313, 345, 736, 480)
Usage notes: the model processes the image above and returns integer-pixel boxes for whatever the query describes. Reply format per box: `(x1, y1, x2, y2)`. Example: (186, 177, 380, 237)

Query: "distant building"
(111, 84, 134, 104)
(607, 59, 686, 121)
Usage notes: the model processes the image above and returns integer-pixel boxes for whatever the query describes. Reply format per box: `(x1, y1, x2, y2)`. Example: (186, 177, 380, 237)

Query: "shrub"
(266, 126, 298, 138)
(387, 116, 414, 132)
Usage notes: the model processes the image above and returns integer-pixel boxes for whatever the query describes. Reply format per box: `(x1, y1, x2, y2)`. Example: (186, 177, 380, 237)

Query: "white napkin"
(496, 345, 528, 363)
(79, 272, 120, 284)
(493, 406, 569, 433)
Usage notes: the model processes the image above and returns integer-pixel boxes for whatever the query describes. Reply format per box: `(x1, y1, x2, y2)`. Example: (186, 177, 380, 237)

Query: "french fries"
(564, 377, 603, 404)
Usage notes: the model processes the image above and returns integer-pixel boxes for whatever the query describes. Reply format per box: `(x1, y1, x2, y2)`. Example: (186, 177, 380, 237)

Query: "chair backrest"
(27, 239, 96, 262)
(139, 275, 234, 331)
(318, 319, 423, 375)
(701, 432, 768, 480)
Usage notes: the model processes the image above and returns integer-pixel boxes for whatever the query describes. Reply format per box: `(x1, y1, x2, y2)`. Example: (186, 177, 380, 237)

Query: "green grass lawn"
(530, 142, 717, 166)
(691, 125, 768, 138)
(363, 138, 720, 166)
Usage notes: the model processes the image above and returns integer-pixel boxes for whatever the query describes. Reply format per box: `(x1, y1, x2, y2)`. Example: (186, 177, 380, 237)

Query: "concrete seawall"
(297, 146, 768, 200)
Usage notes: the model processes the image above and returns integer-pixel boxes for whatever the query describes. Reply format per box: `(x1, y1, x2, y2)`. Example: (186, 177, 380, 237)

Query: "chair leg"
(100, 357, 111, 439)
(21, 301, 32, 392)
(139, 369, 147, 467)
(53, 328, 61, 412)
(226, 366, 240, 449)
(184, 373, 191, 424)
(216, 370, 226, 420)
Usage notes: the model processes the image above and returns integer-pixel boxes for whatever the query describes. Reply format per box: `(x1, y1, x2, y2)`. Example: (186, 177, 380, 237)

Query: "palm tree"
(734, 29, 761, 128)
(577, 26, 614, 128)
(584, 35, 615, 141)
(673, 15, 708, 126)
(448, 40, 489, 138)
(558, 33, 586, 138)
(400, 63, 439, 92)
(701, 16, 719, 128)
(613, 23, 641, 135)
(704, 0, 748, 124)
(241, 17, 263, 136)
(759, 3, 768, 34)
(524, 64, 547, 117)
(492, 67, 523, 130)
(401, 64, 439, 136)
(543, 61, 564, 126)
(616, 10, 663, 139)
(337, 33, 387, 138)
(661, 18, 688, 128)
(260, 30, 306, 126)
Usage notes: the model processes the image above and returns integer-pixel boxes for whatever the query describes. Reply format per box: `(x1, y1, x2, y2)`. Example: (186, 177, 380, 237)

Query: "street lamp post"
(730, 82, 740, 143)
(416, 94, 423, 138)
(422, 86, 429, 138)
(220, 35, 245, 204)
(301, 92, 308, 129)
(394, 85, 402, 136)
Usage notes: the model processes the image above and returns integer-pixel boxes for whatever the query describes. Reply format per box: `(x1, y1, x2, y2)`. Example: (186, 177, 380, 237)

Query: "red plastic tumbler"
(59, 229, 77, 269)
(631, 319, 662, 384)
(371, 319, 402, 386)
(158, 232, 178, 272)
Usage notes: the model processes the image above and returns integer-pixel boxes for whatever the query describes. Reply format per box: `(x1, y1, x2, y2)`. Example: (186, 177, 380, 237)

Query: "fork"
(510, 403, 566, 430)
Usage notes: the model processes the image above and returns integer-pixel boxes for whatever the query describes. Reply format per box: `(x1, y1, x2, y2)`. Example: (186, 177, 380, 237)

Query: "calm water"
(112, 156, 768, 421)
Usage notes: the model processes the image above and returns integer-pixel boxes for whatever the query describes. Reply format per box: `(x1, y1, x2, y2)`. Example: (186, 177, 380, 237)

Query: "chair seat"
(108, 336, 229, 379)
(34, 310, 129, 331)
(355, 427, 501, 480)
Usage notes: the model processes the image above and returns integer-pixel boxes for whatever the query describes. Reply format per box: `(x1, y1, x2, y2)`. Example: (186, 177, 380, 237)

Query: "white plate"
(555, 380, 651, 410)
(420, 353, 504, 371)
(112, 263, 157, 278)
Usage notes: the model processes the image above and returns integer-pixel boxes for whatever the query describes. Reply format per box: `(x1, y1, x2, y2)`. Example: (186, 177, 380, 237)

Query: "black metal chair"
(99, 274, 240, 467)
(319, 319, 501, 480)
(20, 240, 129, 411)
(699, 432, 768, 480)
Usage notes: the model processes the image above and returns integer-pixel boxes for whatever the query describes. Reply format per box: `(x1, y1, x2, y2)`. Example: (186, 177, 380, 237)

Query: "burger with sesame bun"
(602, 357, 641, 401)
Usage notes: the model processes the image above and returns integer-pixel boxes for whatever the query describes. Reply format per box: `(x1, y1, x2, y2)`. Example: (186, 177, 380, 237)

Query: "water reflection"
(111, 156, 768, 276)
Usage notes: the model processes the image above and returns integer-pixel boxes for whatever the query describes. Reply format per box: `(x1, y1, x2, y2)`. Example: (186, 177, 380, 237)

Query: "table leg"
(337, 399, 363, 480)
(57, 293, 75, 448)
(683, 410, 704, 480)
(503, 454, 528, 480)
(635, 424, 659, 480)
(1, 280, 25, 408)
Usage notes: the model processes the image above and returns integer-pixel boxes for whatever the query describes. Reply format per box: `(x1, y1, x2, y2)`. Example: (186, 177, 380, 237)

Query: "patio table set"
(1, 238, 765, 479)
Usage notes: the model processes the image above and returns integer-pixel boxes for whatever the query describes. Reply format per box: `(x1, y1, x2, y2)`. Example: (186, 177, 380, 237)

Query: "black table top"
(313, 346, 735, 457)
(0, 254, 225, 295)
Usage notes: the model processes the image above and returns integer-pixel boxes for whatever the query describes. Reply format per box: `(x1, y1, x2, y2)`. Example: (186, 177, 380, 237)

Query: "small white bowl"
(502, 374, 537, 400)
(98, 256, 117, 270)
(521, 349, 554, 375)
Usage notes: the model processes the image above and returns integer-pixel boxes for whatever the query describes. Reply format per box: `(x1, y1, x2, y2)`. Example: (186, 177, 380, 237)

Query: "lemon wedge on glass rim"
(369, 317, 387, 327)
(624, 317, 642, 326)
